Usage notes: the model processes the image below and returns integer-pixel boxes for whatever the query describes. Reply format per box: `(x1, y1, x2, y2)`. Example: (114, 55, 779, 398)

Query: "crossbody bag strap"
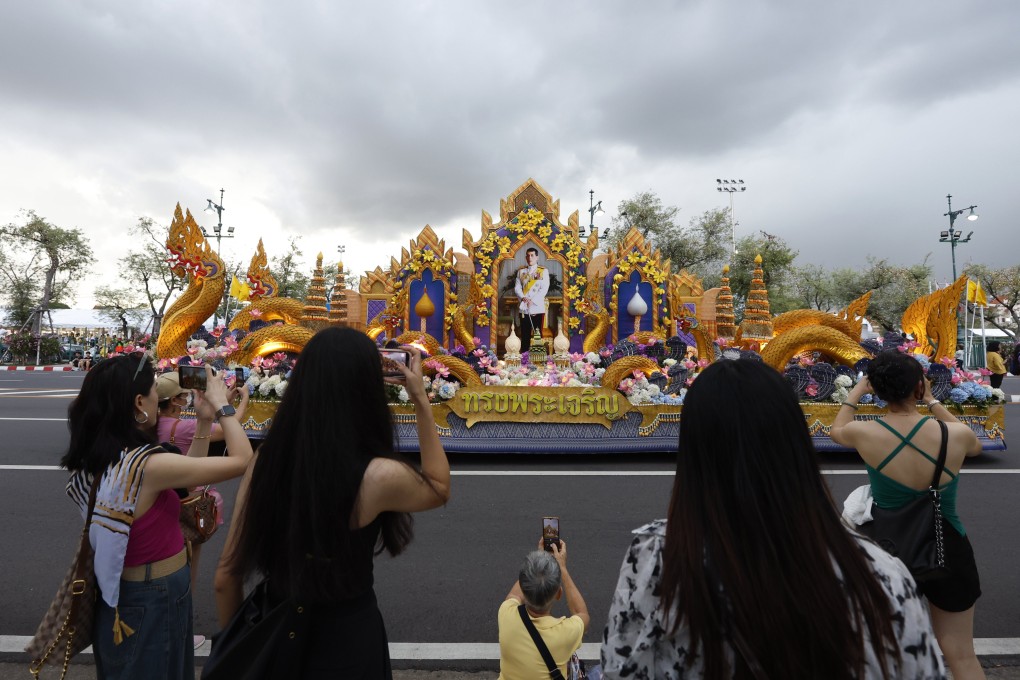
(71, 474, 101, 599)
(517, 605, 565, 680)
(930, 420, 949, 490)
(169, 419, 180, 445)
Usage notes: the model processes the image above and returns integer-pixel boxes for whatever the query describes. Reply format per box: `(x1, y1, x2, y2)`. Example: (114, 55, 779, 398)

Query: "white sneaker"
(194, 634, 206, 649)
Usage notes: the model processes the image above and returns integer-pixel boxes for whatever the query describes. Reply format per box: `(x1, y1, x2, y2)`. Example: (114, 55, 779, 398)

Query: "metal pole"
(980, 306, 988, 368)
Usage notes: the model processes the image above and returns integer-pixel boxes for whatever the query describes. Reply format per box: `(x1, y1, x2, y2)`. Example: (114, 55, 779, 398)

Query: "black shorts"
(916, 519, 981, 613)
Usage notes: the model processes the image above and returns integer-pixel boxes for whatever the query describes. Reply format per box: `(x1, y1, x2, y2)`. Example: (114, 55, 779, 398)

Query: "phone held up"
(379, 349, 411, 378)
(178, 364, 207, 391)
(542, 516, 561, 552)
(234, 367, 245, 385)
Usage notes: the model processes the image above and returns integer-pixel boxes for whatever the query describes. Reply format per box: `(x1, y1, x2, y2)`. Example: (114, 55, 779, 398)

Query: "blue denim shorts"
(94, 563, 194, 680)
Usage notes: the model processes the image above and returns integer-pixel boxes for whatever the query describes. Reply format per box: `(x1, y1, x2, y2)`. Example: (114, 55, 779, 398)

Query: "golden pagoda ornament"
(328, 261, 348, 325)
(738, 254, 774, 343)
(414, 288, 436, 334)
(715, 264, 736, 340)
(300, 253, 330, 331)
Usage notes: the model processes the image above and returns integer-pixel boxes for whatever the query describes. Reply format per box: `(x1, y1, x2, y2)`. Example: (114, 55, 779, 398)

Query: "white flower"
(584, 352, 600, 363)
(274, 382, 287, 397)
(991, 388, 1006, 402)
(258, 381, 274, 397)
(835, 375, 853, 388)
(663, 358, 677, 368)
(398, 387, 410, 402)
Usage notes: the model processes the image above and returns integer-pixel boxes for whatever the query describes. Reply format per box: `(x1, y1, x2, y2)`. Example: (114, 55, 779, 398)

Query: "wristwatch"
(215, 404, 237, 421)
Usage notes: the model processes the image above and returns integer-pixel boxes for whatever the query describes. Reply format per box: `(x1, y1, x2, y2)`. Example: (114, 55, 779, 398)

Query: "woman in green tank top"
(831, 350, 985, 680)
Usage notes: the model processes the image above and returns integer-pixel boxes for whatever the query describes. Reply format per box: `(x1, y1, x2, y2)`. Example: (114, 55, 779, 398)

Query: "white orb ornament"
(504, 322, 522, 355)
(627, 288, 649, 316)
(553, 320, 570, 355)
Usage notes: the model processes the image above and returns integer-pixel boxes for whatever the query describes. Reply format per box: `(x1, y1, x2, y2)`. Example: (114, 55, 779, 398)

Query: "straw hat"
(156, 372, 189, 402)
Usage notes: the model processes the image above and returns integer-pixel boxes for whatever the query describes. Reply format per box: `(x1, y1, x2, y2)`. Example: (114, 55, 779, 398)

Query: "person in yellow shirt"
(986, 341, 1007, 388)
(498, 539, 589, 680)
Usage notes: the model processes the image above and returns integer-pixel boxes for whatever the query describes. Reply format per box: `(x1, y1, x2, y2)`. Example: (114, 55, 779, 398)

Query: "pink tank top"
(124, 488, 185, 566)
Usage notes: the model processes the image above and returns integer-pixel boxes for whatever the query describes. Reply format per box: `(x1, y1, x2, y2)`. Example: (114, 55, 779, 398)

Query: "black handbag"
(202, 581, 306, 680)
(860, 420, 951, 583)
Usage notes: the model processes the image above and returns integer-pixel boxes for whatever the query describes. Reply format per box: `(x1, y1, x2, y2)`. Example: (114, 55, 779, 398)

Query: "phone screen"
(178, 365, 207, 391)
(379, 349, 410, 377)
(234, 368, 245, 384)
(542, 516, 560, 552)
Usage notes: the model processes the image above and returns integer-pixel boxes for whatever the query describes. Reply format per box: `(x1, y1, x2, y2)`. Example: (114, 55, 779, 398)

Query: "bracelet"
(192, 434, 211, 440)
(840, 401, 859, 410)
(925, 400, 942, 410)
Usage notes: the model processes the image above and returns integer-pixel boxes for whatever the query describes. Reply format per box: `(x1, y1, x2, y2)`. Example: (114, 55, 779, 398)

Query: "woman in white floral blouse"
(601, 360, 946, 680)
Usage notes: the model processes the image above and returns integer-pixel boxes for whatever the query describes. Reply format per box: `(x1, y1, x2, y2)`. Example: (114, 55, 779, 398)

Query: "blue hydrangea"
(873, 398, 887, 408)
(974, 386, 993, 401)
(859, 394, 874, 404)
(912, 354, 931, 370)
(949, 387, 968, 403)
(438, 383, 458, 400)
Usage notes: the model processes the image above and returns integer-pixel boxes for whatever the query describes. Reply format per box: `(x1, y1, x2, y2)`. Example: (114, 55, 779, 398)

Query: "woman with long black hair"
(62, 354, 252, 679)
(601, 359, 944, 679)
(213, 327, 451, 678)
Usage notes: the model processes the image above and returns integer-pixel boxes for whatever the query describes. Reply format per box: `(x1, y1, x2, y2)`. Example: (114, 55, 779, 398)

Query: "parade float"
(153, 180, 1007, 454)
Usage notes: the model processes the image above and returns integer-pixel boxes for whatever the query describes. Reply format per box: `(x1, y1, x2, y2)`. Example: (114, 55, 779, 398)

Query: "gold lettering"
(461, 392, 479, 412)
(580, 388, 596, 416)
(565, 395, 581, 416)
(530, 395, 543, 415)
(543, 396, 558, 413)
(480, 393, 493, 413)
(494, 393, 509, 413)
(511, 393, 528, 414)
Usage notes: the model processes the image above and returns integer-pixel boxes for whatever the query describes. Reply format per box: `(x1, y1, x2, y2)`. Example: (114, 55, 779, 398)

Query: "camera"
(542, 516, 560, 552)
(179, 365, 207, 391)
(379, 349, 410, 378)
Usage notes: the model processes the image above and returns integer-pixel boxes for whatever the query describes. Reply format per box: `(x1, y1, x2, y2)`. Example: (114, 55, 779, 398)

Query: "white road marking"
(0, 390, 78, 397)
(0, 418, 67, 422)
(2, 465, 1019, 474)
(1, 636, 1018, 658)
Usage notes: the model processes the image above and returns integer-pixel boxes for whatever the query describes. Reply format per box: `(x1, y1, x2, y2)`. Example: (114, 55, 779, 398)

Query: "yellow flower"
(538, 225, 552, 239)
(480, 268, 488, 276)
(613, 274, 624, 283)
(575, 276, 587, 287)
(421, 250, 435, 261)
(656, 287, 665, 295)
(566, 285, 580, 299)
(550, 241, 565, 253)
(568, 317, 580, 329)
(480, 284, 496, 298)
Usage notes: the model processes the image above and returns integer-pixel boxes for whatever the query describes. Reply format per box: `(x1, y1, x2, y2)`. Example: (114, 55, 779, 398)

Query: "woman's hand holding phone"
(387, 346, 429, 406)
(193, 365, 229, 420)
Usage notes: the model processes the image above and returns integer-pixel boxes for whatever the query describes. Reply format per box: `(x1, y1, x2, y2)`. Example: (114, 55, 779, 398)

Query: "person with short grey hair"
(497, 539, 589, 679)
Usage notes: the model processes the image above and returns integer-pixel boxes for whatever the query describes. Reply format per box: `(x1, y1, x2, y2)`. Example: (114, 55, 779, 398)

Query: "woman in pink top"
(62, 355, 253, 680)
(155, 371, 250, 453)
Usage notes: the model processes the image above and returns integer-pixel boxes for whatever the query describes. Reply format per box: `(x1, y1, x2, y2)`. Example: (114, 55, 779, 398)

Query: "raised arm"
(829, 377, 871, 447)
(144, 366, 254, 490)
(356, 347, 450, 523)
(550, 540, 589, 632)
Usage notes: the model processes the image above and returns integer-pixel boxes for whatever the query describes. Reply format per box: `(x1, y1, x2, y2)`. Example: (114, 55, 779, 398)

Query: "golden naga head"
(165, 204, 191, 277)
(246, 239, 279, 299)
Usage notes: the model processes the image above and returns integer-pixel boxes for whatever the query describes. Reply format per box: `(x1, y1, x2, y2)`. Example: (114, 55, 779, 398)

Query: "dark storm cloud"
(1, 0, 1018, 290)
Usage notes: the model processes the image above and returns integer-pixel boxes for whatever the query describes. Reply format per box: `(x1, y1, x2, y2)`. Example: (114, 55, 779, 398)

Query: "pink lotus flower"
(187, 346, 200, 356)
(249, 309, 264, 319)
(697, 359, 709, 368)
(714, 337, 729, 347)
(805, 383, 819, 397)
(684, 360, 696, 370)
(273, 352, 287, 362)
(799, 356, 815, 367)
(262, 359, 277, 370)
(210, 327, 224, 338)
(473, 337, 481, 346)
(978, 368, 992, 376)
(951, 374, 963, 385)
(939, 357, 955, 367)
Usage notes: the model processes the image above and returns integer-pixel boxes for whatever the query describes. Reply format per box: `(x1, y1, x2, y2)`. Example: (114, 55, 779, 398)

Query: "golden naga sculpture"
(160, 205, 204, 338)
(771, 309, 856, 340)
(692, 327, 716, 365)
(901, 276, 966, 358)
(760, 325, 870, 371)
(422, 355, 483, 387)
(449, 275, 484, 352)
(228, 324, 315, 366)
(227, 239, 304, 332)
(601, 356, 661, 391)
(925, 276, 967, 362)
(579, 276, 610, 354)
(394, 330, 442, 357)
(157, 208, 225, 359)
(838, 291, 873, 340)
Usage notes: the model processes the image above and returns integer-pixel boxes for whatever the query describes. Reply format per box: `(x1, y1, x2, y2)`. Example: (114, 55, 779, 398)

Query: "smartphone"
(178, 365, 207, 391)
(234, 368, 245, 384)
(379, 349, 411, 378)
(542, 516, 560, 552)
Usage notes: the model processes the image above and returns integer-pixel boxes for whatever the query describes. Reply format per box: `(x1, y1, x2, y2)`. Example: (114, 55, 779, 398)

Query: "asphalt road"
(1, 370, 1017, 671)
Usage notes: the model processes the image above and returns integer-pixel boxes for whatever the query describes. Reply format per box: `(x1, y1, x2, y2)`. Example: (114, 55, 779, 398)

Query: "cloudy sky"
(2, 0, 1017, 309)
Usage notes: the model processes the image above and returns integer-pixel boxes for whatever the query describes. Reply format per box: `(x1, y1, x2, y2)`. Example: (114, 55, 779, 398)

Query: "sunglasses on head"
(131, 351, 152, 381)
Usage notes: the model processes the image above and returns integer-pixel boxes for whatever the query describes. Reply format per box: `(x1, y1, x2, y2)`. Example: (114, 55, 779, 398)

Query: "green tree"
(789, 264, 838, 311)
(0, 211, 93, 334)
(94, 285, 148, 339)
(963, 263, 1020, 335)
(271, 237, 310, 300)
(825, 257, 933, 333)
(118, 217, 187, 339)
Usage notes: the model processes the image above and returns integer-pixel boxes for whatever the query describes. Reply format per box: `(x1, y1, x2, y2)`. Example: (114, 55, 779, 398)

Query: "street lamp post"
(716, 179, 746, 259)
(939, 193, 977, 282)
(581, 189, 604, 238)
(203, 188, 235, 325)
(939, 193, 978, 356)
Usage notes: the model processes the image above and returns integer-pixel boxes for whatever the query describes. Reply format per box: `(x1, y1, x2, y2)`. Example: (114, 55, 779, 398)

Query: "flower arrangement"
(244, 352, 295, 401)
